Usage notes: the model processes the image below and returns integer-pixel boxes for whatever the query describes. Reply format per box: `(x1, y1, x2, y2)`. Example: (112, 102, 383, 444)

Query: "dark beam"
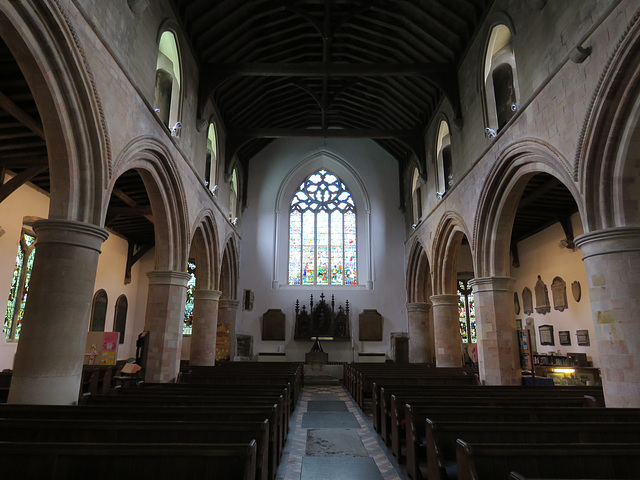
(0, 156, 48, 168)
(517, 177, 561, 212)
(124, 242, 153, 285)
(111, 187, 154, 223)
(0, 89, 45, 140)
(0, 165, 48, 204)
(231, 128, 423, 139)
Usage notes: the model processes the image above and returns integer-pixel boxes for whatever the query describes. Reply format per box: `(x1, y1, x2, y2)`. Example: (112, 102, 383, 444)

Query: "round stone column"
(189, 289, 222, 366)
(406, 302, 434, 364)
(468, 276, 519, 386)
(8, 220, 109, 405)
(218, 299, 240, 360)
(430, 294, 462, 367)
(575, 227, 640, 407)
(144, 270, 191, 383)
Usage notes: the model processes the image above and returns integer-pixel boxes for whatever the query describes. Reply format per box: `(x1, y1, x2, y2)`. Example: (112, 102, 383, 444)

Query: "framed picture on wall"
(539, 324, 554, 346)
(576, 329, 590, 346)
(558, 330, 571, 346)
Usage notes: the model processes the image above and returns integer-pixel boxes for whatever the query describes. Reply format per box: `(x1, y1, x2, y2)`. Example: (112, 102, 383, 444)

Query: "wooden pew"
(0, 403, 280, 480)
(0, 441, 257, 480)
(403, 405, 640, 480)
(82, 393, 287, 462)
(0, 417, 270, 480)
(392, 394, 595, 461)
(427, 420, 640, 480)
(372, 384, 604, 433)
(456, 441, 640, 480)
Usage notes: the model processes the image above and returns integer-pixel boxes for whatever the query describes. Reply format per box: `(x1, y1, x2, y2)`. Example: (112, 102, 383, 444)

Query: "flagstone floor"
(276, 384, 410, 480)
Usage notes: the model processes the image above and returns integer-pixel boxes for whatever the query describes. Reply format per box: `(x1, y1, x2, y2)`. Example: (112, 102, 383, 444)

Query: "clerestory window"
(288, 169, 357, 286)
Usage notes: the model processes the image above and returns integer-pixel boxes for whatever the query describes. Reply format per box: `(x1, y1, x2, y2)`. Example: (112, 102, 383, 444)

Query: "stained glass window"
(184, 261, 196, 335)
(288, 169, 357, 286)
(4, 231, 36, 341)
(458, 279, 477, 343)
(90, 290, 108, 332)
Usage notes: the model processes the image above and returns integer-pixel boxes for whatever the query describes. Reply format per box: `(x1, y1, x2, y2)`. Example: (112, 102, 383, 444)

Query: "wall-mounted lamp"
(171, 121, 182, 137)
(485, 127, 497, 139)
(511, 102, 520, 112)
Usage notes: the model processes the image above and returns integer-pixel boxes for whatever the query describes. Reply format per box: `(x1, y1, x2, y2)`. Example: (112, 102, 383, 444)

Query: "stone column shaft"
(430, 294, 462, 367)
(406, 302, 434, 364)
(218, 299, 239, 360)
(8, 220, 109, 405)
(189, 289, 222, 366)
(469, 276, 519, 386)
(144, 270, 191, 383)
(575, 227, 640, 407)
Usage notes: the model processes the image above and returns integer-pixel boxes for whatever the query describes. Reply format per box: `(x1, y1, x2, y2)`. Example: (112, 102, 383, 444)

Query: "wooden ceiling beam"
(0, 89, 45, 140)
(0, 165, 48, 204)
(0, 155, 48, 168)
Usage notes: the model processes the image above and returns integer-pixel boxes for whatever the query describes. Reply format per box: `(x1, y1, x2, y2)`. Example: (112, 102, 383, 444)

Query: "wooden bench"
(0, 417, 270, 480)
(0, 403, 280, 480)
(372, 384, 604, 433)
(427, 420, 640, 480)
(404, 405, 640, 480)
(82, 393, 287, 461)
(391, 394, 595, 461)
(0, 441, 257, 480)
(456, 441, 640, 480)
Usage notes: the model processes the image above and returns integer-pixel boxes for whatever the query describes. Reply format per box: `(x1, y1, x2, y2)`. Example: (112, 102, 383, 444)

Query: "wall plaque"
(236, 334, 253, 359)
(551, 276, 568, 312)
(571, 281, 581, 302)
(538, 324, 554, 346)
(576, 329, 590, 346)
(559, 330, 571, 346)
(534, 275, 551, 314)
(359, 309, 383, 341)
(522, 287, 533, 315)
(514, 292, 520, 315)
(262, 309, 285, 341)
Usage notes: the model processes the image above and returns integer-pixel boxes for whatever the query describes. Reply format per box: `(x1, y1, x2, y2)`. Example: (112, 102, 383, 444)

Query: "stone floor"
(276, 384, 410, 480)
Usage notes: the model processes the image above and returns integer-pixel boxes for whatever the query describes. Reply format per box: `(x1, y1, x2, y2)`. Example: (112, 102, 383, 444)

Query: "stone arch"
(474, 139, 582, 278)
(189, 210, 220, 291)
(108, 136, 189, 272)
(406, 238, 432, 303)
(220, 235, 239, 300)
(0, 0, 109, 224)
(432, 211, 473, 295)
(577, 10, 640, 231)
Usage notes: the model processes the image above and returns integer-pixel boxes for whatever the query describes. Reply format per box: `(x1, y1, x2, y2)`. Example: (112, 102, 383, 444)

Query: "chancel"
(1, 1, 640, 478)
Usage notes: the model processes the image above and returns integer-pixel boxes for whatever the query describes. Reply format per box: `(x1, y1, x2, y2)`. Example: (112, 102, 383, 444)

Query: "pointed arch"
(432, 212, 473, 295)
(189, 210, 220, 291)
(406, 239, 432, 303)
(474, 139, 583, 277)
(0, 1, 109, 224)
(577, 10, 640, 231)
(220, 235, 239, 300)
(89, 289, 108, 332)
(108, 136, 189, 271)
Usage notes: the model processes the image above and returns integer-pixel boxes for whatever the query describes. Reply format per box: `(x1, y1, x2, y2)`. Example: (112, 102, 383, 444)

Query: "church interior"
(0, 0, 640, 478)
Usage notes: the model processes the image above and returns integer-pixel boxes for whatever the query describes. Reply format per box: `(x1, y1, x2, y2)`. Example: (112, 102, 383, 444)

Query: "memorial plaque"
(262, 309, 286, 341)
(359, 309, 383, 341)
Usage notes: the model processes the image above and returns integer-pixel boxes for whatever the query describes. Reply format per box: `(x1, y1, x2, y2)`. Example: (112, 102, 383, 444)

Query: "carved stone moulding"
(522, 287, 533, 315)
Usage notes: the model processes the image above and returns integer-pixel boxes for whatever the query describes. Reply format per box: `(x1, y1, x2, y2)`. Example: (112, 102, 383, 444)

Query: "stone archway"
(406, 240, 434, 363)
(1, 1, 109, 405)
(218, 236, 240, 360)
(575, 12, 640, 407)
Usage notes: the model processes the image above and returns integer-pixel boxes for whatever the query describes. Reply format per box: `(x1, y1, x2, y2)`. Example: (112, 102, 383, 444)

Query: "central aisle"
(276, 384, 410, 480)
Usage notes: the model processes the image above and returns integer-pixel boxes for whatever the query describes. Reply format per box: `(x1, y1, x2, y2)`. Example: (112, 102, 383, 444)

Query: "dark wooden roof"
(172, 0, 493, 173)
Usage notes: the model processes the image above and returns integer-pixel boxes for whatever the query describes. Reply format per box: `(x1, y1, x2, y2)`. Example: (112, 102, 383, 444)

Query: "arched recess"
(432, 212, 473, 296)
(578, 11, 640, 231)
(108, 136, 189, 272)
(220, 235, 239, 301)
(406, 239, 435, 363)
(474, 139, 582, 278)
(89, 289, 108, 332)
(0, 1, 108, 225)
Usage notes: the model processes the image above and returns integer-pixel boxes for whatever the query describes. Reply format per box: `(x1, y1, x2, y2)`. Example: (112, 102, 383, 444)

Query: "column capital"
(468, 276, 514, 293)
(406, 302, 431, 313)
(575, 227, 640, 259)
(219, 299, 240, 309)
(32, 219, 109, 253)
(430, 294, 459, 306)
(147, 270, 191, 286)
(194, 289, 222, 301)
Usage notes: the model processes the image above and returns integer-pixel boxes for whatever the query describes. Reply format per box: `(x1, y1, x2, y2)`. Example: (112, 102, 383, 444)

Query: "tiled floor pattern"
(276, 385, 409, 480)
